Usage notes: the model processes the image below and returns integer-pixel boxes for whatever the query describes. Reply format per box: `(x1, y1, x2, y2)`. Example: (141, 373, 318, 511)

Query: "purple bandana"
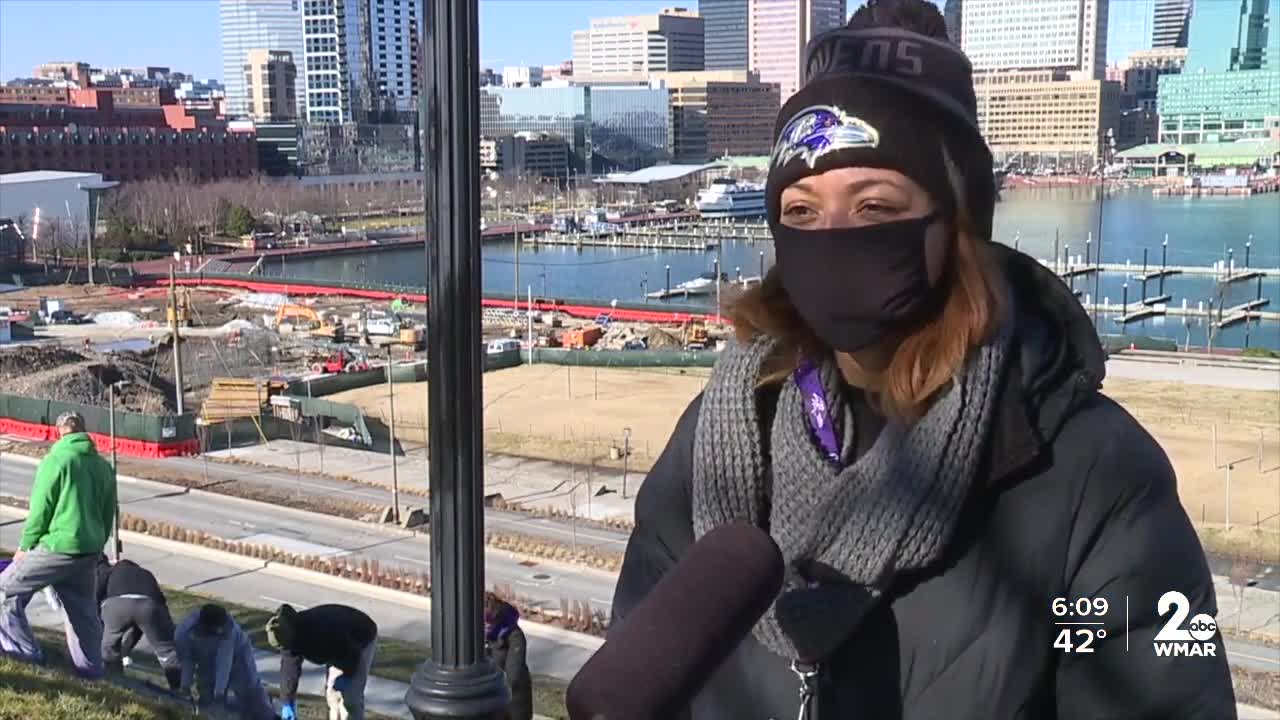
(793, 358, 842, 467)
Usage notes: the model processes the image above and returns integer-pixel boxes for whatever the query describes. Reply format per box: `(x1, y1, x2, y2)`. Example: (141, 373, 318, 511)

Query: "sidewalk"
(211, 440, 644, 523)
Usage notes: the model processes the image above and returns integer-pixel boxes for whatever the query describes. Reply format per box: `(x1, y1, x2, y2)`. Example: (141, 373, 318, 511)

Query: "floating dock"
(1117, 306, 1163, 324)
(1212, 299, 1272, 329)
(526, 233, 716, 251)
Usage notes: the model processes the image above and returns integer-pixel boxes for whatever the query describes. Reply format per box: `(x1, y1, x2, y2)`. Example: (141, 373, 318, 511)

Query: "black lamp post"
(405, 0, 509, 716)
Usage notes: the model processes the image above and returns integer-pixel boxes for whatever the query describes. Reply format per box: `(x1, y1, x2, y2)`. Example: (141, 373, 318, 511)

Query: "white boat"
(647, 271, 727, 299)
(695, 178, 766, 219)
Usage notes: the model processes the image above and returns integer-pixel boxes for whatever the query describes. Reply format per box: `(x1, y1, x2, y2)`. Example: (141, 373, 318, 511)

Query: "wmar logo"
(1153, 590, 1218, 657)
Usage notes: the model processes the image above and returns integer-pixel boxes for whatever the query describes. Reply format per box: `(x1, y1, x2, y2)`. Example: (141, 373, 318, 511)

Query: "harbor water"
(264, 186, 1280, 350)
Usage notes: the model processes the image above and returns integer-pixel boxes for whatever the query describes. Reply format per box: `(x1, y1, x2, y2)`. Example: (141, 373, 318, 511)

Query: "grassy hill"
(0, 656, 186, 720)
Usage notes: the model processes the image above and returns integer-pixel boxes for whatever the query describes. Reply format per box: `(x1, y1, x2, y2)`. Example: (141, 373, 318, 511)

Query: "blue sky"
(10, 0, 1171, 84)
(0, 0, 701, 81)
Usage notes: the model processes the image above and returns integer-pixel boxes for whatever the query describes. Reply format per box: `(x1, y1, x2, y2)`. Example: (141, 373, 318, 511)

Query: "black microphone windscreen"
(566, 522, 784, 720)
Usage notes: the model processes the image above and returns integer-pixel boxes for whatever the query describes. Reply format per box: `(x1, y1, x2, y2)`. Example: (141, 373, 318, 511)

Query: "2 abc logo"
(1153, 590, 1218, 656)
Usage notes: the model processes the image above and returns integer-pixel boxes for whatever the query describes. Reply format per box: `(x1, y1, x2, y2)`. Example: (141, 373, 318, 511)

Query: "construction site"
(0, 281, 727, 454)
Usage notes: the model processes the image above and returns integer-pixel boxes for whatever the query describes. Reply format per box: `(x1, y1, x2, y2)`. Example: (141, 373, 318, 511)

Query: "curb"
(0, 505, 604, 651)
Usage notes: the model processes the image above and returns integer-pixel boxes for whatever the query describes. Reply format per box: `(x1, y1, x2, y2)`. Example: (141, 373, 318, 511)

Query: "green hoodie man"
(20, 421, 117, 554)
(2, 412, 117, 678)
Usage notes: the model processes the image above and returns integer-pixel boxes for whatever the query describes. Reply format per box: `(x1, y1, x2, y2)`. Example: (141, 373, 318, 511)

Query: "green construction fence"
(0, 392, 194, 443)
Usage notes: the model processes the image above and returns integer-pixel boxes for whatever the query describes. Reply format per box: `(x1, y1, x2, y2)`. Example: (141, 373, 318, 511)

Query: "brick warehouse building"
(0, 88, 257, 181)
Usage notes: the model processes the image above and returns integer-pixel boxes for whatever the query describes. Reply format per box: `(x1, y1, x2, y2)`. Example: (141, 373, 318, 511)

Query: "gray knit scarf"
(691, 325, 1011, 661)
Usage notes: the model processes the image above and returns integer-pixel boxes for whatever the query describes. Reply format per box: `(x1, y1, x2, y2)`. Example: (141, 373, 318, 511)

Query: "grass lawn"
(9, 625, 395, 720)
(0, 655, 186, 720)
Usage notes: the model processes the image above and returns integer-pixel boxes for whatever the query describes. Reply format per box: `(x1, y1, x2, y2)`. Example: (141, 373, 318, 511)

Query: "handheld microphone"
(566, 522, 785, 720)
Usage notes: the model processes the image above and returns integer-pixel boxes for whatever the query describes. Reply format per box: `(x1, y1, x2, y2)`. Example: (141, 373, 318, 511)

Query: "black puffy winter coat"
(611, 246, 1236, 720)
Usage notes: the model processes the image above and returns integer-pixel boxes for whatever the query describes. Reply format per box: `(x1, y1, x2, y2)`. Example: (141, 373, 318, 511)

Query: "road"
(152, 454, 632, 555)
(0, 456, 622, 617)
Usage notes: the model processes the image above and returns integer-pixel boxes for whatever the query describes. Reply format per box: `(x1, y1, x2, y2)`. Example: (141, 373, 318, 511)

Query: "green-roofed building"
(1114, 139, 1280, 176)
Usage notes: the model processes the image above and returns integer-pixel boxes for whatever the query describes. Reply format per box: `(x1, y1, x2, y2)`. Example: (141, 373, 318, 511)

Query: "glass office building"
(480, 86, 671, 174)
(701, 0, 750, 70)
(220, 0, 306, 119)
(1107, 0, 1155, 64)
(1157, 0, 1280, 143)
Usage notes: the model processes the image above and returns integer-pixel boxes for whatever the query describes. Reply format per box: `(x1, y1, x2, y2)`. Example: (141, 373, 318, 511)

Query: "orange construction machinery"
(275, 304, 345, 342)
(562, 325, 603, 350)
(681, 319, 709, 350)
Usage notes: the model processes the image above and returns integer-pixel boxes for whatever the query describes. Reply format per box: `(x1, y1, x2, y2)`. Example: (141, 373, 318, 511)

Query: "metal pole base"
(406, 658, 510, 720)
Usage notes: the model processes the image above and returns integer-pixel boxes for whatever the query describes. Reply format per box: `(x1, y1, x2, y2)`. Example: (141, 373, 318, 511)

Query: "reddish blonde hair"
(726, 158, 1005, 421)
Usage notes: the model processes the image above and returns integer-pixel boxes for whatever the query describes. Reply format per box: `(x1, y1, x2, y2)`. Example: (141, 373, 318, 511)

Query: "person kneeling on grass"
(97, 553, 182, 690)
(176, 603, 276, 720)
(266, 603, 378, 720)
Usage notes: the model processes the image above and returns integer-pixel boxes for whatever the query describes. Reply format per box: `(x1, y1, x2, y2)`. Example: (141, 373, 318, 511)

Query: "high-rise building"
(748, 0, 847, 104)
(1157, 0, 1280, 144)
(479, 86, 672, 173)
(1120, 47, 1187, 110)
(302, 0, 421, 123)
(573, 8, 704, 80)
(1152, 0, 1193, 48)
(960, 0, 1109, 80)
(1183, 0, 1276, 72)
(974, 69, 1124, 171)
(700, 0, 750, 70)
(943, 0, 962, 46)
(1106, 0, 1154, 63)
(244, 49, 298, 121)
(603, 70, 781, 161)
(220, 0, 306, 119)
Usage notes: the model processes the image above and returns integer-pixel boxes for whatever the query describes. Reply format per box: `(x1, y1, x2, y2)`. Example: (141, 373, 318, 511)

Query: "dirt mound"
(0, 346, 177, 413)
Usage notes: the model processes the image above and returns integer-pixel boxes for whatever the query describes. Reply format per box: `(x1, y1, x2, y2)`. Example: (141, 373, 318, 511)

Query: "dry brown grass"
(332, 367, 1280, 535)
(1104, 378, 1280, 534)
(330, 364, 711, 474)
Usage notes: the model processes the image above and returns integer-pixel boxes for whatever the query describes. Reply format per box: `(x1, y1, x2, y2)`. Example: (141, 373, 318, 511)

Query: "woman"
(610, 1, 1236, 718)
(484, 591, 532, 720)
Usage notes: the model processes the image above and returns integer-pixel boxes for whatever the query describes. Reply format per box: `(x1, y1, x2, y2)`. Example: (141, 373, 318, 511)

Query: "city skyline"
(0, 0, 952, 83)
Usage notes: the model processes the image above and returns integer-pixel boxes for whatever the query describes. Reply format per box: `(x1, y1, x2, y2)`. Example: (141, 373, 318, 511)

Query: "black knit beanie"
(766, 26, 996, 241)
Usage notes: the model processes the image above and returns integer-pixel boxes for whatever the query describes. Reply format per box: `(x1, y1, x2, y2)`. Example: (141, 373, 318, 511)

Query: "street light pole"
(622, 427, 631, 499)
(406, 0, 509, 715)
(108, 381, 122, 561)
(388, 348, 400, 525)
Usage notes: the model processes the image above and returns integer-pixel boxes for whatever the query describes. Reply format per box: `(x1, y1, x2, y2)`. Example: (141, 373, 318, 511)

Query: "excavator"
(274, 304, 345, 342)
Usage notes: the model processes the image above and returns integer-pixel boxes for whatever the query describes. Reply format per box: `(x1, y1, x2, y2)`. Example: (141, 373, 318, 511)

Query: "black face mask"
(772, 213, 945, 352)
